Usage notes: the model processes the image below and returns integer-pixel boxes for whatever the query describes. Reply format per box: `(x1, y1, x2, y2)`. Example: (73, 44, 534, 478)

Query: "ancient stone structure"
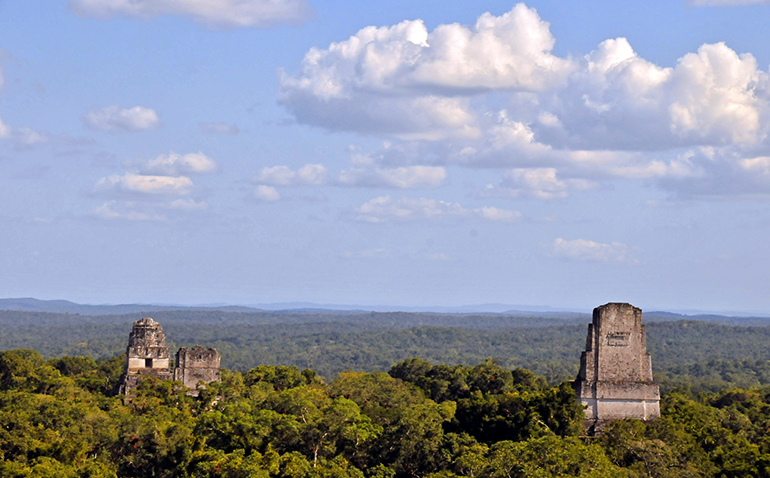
(174, 345, 221, 396)
(118, 317, 220, 395)
(118, 317, 173, 394)
(574, 303, 660, 432)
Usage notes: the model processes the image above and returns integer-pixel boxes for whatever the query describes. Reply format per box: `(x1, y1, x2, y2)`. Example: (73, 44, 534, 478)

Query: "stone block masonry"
(118, 317, 173, 394)
(118, 318, 220, 395)
(174, 345, 221, 396)
(574, 303, 660, 433)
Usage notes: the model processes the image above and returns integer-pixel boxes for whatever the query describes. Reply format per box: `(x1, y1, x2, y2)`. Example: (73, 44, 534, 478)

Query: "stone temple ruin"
(117, 305, 659, 430)
(118, 317, 220, 395)
(174, 345, 221, 396)
(574, 303, 660, 433)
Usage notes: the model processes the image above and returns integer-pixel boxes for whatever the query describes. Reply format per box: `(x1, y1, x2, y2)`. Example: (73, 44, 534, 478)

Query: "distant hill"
(0, 298, 262, 316)
(0, 297, 589, 317)
(2, 298, 769, 325)
(250, 301, 583, 315)
(0, 297, 588, 317)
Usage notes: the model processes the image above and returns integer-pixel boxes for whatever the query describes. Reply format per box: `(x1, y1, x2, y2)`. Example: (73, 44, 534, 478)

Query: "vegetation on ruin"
(2, 349, 770, 477)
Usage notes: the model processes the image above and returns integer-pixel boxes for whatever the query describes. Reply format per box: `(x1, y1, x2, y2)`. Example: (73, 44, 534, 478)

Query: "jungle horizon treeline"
(4, 309, 770, 393)
(2, 349, 770, 477)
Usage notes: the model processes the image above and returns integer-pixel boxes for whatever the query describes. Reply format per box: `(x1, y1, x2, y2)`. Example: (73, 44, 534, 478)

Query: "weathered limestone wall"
(574, 303, 660, 432)
(174, 345, 221, 396)
(118, 318, 221, 395)
(118, 317, 173, 394)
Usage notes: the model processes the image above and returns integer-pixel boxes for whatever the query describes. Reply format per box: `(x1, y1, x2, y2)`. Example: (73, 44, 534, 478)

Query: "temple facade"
(118, 317, 220, 394)
(174, 345, 221, 396)
(574, 303, 660, 432)
(118, 317, 173, 394)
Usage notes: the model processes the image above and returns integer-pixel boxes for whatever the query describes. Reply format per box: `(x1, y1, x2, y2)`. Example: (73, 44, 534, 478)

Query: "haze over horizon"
(2, 1, 770, 312)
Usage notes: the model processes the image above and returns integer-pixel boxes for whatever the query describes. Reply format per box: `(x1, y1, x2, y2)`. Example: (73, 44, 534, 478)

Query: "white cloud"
(494, 168, 596, 199)
(278, 4, 770, 198)
(356, 196, 469, 222)
(279, 4, 572, 140)
(92, 201, 166, 221)
(255, 164, 327, 186)
(96, 173, 193, 195)
(84, 106, 160, 132)
(199, 122, 239, 135)
(69, 0, 312, 28)
(551, 238, 639, 264)
(94, 152, 216, 201)
(282, 4, 572, 97)
(741, 155, 770, 172)
(477, 206, 523, 223)
(338, 165, 447, 189)
(142, 152, 217, 176)
(670, 44, 765, 144)
(14, 128, 50, 145)
(535, 39, 769, 151)
(255, 185, 281, 201)
(355, 195, 521, 223)
(654, 147, 770, 197)
(0, 116, 50, 146)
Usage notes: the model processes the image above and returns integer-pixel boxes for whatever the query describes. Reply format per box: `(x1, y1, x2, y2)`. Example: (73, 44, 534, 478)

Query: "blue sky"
(2, 0, 770, 313)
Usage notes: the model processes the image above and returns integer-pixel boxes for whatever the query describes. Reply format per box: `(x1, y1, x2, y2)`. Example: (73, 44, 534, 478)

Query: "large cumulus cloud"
(279, 3, 770, 197)
(279, 3, 573, 140)
(535, 39, 769, 151)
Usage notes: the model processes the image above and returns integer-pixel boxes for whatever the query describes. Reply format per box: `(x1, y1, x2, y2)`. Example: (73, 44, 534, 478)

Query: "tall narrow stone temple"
(118, 317, 173, 394)
(574, 303, 660, 433)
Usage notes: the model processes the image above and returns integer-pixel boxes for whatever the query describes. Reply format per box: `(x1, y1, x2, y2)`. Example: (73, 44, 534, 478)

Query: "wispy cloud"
(551, 238, 639, 264)
(92, 201, 166, 221)
(338, 165, 447, 189)
(141, 152, 217, 176)
(84, 106, 160, 132)
(254, 185, 281, 201)
(255, 164, 327, 186)
(355, 195, 521, 223)
(96, 173, 193, 196)
(199, 122, 239, 135)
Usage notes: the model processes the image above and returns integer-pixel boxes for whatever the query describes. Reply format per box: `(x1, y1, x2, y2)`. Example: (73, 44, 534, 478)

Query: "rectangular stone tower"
(174, 345, 221, 396)
(118, 317, 173, 394)
(574, 303, 660, 431)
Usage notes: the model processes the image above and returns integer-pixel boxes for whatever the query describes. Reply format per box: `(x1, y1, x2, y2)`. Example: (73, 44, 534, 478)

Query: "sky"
(1, 0, 770, 313)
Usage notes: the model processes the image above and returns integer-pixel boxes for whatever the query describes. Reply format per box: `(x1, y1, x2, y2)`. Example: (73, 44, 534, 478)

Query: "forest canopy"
(2, 349, 770, 477)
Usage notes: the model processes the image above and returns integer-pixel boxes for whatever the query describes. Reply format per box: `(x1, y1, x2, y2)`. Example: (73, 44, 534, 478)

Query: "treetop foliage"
(3, 349, 770, 477)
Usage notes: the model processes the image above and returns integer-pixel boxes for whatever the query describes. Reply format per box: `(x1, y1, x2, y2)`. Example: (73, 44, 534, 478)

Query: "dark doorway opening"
(145, 358, 153, 368)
